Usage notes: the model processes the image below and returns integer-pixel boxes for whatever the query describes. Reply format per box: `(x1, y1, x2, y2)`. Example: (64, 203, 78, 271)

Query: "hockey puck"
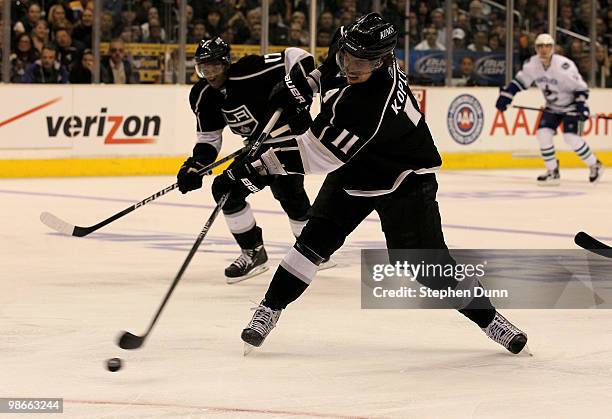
(106, 357, 122, 372)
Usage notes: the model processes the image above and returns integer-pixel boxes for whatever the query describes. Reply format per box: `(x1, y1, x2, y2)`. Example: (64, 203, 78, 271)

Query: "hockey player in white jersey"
(496, 33, 603, 185)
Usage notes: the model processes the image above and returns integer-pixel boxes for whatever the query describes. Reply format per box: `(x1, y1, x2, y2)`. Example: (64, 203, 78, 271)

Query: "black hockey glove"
(495, 87, 514, 112)
(575, 100, 590, 122)
(177, 143, 217, 194)
(269, 66, 315, 112)
(212, 160, 269, 205)
(573, 90, 590, 122)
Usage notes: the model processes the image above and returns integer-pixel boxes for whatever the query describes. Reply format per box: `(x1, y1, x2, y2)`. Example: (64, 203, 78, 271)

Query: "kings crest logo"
(447, 94, 484, 145)
(222, 105, 259, 136)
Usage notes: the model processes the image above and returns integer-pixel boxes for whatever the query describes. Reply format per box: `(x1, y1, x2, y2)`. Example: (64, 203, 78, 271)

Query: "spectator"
(468, 31, 491, 52)
(191, 19, 207, 43)
(31, 20, 50, 55)
(488, 33, 502, 51)
(220, 26, 235, 44)
(103, 0, 125, 16)
(141, 7, 166, 42)
(69, 48, 93, 83)
(595, 43, 612, 87)
(468, 0, 490, 35)
(415, 1, 430, 28)
(338, 10, 355, 27)
(22, 44, 69, 83)
(269, 5, 288, 45)
(54, 27, 83, 71)
(13, 2, 42, 36)
(145, 18, 165, 43)
(318, 10, 335, 33)
(452, 28, 466, 50)
(101, 12, 116, 42)
(517, 33, 532, 66)
(130, 25, 142, 43)
(291, 11, 307, 29)
(406, 11, 421, 48)
(317, 29, 333, 47)
(414, 27, 445, 50)
(577, 53, 591, 81)
(430, 8, 447, 47)
(567, 39, 584, 63)
(72, 8, 93, 48)
(10, 33, 39, 82)
(204, 9, 224, 40)
(245, 23, 262, 45)
(101, 38, 139, 84)
(120, 6, 137, 33)
(48, 4, 70, 33)
(455, 11, 471, 43)
(287, 22, 307, 46)
(452, 55, 478, 86)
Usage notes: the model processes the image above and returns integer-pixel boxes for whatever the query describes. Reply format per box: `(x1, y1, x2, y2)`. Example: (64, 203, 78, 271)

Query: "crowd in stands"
(2, 0, 611, 86)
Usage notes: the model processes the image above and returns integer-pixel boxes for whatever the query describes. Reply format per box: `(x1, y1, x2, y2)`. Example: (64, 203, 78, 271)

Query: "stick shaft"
(513, 105, 612, 120)
(135, 109, 282, 342)
(71, 148, 244, 236)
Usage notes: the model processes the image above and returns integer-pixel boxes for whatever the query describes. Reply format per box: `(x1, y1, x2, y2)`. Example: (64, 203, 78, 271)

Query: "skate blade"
(226, 265, 269, 284)
(243, 343, 255, 356)
(318, 259, 337, 271)
(537, 180, 560, 187)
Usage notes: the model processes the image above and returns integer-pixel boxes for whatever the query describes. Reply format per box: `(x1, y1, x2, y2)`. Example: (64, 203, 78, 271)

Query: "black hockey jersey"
(188, 48, 314, 163)
(258, 40, 442, 196)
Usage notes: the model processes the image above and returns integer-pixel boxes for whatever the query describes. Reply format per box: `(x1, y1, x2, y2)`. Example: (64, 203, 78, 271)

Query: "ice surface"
(2, 169, 612, 418)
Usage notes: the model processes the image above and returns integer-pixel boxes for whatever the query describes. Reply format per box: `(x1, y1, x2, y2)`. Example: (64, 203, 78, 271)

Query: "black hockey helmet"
(195, 37, 231, 66)
(339, 13, 397, 61)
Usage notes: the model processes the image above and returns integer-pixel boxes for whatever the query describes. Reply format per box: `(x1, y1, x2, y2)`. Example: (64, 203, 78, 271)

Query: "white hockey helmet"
(535, 33, 555, 47)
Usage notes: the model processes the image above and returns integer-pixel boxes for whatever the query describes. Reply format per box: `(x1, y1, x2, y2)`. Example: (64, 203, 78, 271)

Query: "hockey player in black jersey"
(212, 14, 528, 354)
(178, 37, 331, 283)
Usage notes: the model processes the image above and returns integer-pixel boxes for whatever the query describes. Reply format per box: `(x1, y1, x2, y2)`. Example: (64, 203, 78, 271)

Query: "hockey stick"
(513, 105, 612, 120)
(40, 148, 245, 237)
(574, 231, 612, 258)
(118, 109, 282, 350)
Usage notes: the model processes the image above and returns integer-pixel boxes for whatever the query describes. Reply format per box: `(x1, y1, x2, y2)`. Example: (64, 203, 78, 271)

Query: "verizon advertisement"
(0, 85, 196, 160)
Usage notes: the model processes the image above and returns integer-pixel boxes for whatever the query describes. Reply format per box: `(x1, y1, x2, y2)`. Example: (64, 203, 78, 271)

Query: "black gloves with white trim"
(177, 143, 217, 194)
(211, 159, 269, 205)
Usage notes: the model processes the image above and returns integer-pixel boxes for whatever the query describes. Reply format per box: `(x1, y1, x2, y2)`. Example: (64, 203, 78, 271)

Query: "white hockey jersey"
(513, 54, 588, 113)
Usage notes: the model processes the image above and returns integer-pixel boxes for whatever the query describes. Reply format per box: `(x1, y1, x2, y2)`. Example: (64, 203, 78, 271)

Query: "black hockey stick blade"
(118, 330, 146, 350)
(574, 231, 612, 258)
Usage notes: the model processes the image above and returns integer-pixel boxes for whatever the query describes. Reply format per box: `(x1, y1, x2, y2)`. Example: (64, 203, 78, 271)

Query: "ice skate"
(537, 161, 560, 186)
(589, 160, 604, 184)
(241, 301, 282, 349)
(225, 245, 268, 284)
(482, 312, 528, 354)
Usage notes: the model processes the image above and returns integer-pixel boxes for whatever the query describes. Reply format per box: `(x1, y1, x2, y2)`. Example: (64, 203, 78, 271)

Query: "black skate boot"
(242, 301, 282, 353)
(589, 160, 604, 184)
(482, 312, 528, 354)
(225, 244, 268, 284)
(537, 160, 560, 186)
